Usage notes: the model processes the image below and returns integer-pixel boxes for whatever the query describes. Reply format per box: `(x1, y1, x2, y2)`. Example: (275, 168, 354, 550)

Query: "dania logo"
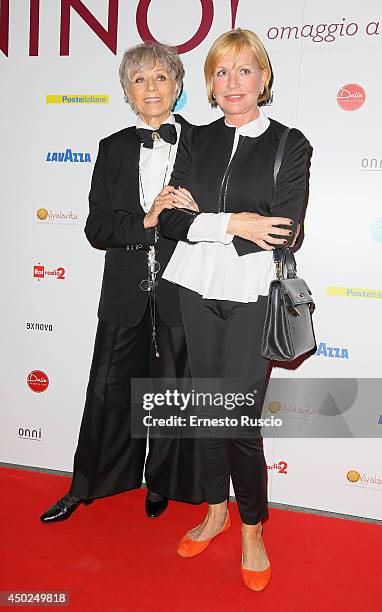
(46, 149, 91, 163)
(315, 342, 349, 359)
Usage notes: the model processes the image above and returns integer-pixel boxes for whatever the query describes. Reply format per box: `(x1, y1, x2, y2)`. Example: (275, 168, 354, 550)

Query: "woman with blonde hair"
(160, 28, 310, 591)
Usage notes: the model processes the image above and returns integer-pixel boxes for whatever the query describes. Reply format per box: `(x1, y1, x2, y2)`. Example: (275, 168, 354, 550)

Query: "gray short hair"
(119, 42, 185, 109)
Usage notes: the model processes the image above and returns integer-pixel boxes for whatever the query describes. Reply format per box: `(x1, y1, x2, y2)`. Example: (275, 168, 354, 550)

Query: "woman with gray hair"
(40, 42, 204, 524)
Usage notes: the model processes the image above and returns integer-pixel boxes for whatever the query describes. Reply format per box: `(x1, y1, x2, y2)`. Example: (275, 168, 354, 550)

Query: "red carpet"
(0, 467, 380, 611)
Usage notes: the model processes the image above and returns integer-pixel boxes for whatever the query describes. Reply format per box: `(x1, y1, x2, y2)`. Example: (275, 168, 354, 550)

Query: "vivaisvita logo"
(36, 208, 78, 225)
(18, 426, 42, 441)
(315, 342, 349, 359)
(346, 469, 382, 491)
(33, 264, 66, 281)
(46, 149, 91, 163)
(46, 94, 109, 104)
(267, 401, 316, 417)
(327, 287, 382, 299)
(267, 460, 288, 474)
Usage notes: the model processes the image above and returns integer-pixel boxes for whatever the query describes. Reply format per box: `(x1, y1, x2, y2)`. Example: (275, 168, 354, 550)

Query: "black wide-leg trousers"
(179, 286, 270, 524)
(70, 302, 204, 503)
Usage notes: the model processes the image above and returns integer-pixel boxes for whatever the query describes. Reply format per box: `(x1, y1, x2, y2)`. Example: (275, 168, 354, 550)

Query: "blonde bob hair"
(204, 28, 272, 107)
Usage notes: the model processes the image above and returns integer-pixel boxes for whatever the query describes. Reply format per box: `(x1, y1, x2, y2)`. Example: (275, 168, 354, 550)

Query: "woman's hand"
(227, 212, 294, 251)
(144, 186, 199, 229)
(167, 186, 200, 212)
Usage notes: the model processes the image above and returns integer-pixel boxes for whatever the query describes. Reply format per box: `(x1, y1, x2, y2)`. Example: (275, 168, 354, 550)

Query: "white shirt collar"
(224, 107, 270, 138)
(136, 113, 175, 130)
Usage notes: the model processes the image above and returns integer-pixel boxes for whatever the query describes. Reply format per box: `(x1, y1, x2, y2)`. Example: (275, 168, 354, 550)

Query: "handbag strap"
(273, 127, 290, 187)
(272, 128, 297, 279)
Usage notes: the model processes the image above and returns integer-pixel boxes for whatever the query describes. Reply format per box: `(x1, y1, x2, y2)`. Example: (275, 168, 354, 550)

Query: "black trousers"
(70, 301, 204, 503)
(179, 286, 270, 524)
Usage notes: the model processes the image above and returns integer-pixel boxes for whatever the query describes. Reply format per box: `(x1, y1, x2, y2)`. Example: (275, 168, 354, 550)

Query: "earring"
(260, 87, 264, 95)
(212, 92, 216, 100)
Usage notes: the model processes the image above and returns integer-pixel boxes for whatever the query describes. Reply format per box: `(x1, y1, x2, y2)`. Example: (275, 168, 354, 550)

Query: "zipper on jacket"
(218, 135, 246, 213)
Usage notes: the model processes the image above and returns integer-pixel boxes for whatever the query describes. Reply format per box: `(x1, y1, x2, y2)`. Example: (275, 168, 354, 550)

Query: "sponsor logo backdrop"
(1, 0, 381, 519)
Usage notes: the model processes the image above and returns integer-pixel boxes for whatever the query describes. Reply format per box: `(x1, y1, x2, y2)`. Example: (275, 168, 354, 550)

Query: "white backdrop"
(1, 0, 381, 520)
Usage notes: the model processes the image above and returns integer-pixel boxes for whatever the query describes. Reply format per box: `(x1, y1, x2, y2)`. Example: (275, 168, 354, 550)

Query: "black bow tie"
(136, 123, 177, 149)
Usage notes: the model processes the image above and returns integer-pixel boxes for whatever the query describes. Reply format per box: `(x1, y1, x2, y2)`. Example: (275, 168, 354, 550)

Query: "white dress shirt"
(136, 113, 181, 212)
(162, 107, 277, 302)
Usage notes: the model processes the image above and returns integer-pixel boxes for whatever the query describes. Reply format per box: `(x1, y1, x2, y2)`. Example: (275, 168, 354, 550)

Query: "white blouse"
(136, 113, 181, 212)
(162, 108, 276, 302)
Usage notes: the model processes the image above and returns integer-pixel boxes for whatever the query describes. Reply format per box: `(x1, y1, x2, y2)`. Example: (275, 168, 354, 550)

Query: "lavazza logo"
(26, 322, 53, 332)
(18, 426, 42, 441)
(33, 263, 66, 280)
(36, 207, 78, 225)
(314, 342, 349, 359)
(46, 148, 91, 163)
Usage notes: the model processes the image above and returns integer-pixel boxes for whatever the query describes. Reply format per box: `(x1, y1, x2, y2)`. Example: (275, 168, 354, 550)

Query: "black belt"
(126, 244, 145, 250)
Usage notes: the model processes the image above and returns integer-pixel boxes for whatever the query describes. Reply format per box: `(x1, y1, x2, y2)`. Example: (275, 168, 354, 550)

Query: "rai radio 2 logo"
(267, 461, 288, 474)
(27, 370, 49, 393)
(33, 263, 66, 280)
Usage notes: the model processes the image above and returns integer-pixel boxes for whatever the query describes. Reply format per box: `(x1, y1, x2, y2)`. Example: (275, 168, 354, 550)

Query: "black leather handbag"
(260, 130, 316, 361)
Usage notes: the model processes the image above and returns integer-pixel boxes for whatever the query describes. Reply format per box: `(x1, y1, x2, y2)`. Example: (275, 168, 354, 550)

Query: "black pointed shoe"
(145, 492, 168, 518)
(40, 492, 93, 523)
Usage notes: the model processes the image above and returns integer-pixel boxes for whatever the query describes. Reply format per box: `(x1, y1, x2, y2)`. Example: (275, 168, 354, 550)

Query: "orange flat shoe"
(241, 565, 271, 592)
(177, 512, 231, 558)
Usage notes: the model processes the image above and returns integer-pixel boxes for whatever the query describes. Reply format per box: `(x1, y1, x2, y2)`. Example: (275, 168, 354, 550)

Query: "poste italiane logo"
(27, 370, 49, 393)
(327, 287, 382, 299)
(337, 84, 366, 111)
(46, 94, 109, 104)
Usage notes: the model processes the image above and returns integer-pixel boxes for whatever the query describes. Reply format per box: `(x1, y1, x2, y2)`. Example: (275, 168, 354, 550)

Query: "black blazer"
(85, 114, 192, 327)
(160, 117, 310, 255)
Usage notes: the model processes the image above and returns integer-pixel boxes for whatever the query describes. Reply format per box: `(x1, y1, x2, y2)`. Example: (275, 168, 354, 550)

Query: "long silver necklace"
(138, 142, 172, 357)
